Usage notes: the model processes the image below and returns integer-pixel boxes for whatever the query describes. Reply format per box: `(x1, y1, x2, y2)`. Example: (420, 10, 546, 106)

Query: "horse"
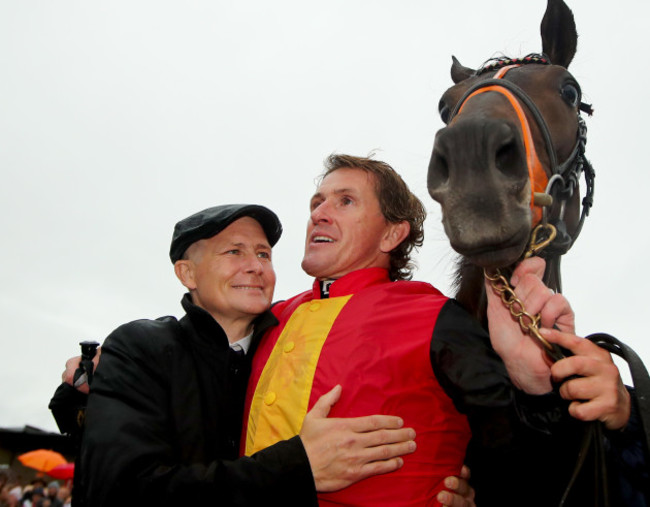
(426, 1, 649, 504)
(427, 0, 593, 331)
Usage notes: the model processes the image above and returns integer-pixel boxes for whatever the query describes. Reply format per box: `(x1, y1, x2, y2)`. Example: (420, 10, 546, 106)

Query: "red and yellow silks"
(243, 268, 471, 506)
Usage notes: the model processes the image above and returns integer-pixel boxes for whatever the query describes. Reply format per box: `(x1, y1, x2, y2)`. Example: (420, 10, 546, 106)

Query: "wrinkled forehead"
(315, 167, 378, 197)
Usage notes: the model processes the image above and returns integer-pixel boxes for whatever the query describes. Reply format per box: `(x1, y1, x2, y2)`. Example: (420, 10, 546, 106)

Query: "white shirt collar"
(230, 332, 253, 355)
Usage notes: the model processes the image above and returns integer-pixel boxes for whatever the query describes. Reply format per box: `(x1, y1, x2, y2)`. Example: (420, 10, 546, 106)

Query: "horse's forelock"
(476, 53, 550, 76)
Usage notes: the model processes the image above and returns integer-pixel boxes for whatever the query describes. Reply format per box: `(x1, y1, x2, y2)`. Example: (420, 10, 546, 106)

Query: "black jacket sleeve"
(80, 320, 316, 507)
(49, 382, 88, 437)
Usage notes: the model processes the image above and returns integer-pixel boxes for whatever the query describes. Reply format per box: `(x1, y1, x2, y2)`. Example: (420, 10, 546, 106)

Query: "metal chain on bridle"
(484, 234, 569, 362)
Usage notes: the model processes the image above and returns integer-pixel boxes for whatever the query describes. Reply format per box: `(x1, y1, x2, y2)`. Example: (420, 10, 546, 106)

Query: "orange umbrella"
(17, 449, 67, 472)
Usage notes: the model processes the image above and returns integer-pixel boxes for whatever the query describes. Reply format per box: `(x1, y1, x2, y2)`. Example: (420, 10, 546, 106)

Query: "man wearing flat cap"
(70, 204, 416, 507)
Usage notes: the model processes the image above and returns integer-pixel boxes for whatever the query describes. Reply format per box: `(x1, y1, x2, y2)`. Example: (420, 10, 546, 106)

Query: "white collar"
(230, 332, 253, 355)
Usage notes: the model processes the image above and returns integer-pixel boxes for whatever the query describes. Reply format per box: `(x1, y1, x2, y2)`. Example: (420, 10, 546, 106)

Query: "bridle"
(448, 55, 595, 268)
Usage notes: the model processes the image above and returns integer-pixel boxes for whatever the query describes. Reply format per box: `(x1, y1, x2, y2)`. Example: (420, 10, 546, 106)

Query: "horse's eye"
(561, 83, 581, 108)
(439, 99, 451, 124)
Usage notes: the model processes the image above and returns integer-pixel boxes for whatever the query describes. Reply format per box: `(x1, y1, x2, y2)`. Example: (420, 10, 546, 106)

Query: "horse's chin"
(459, 244, 525, 270)
(449, 229, 529, 269)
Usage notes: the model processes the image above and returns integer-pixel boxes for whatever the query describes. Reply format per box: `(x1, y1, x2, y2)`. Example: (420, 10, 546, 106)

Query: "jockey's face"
(302, 168, 399, 280)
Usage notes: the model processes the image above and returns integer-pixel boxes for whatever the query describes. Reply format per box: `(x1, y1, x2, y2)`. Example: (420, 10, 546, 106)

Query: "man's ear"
(380, 221, 410, 253)
(174, 260, 197, 290)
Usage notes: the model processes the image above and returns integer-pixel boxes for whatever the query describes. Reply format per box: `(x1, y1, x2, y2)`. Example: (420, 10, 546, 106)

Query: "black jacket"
(77, 294, 316, 506)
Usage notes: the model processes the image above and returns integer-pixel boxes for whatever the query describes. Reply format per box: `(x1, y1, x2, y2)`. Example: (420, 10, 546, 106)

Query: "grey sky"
(1, 0, 648, 432)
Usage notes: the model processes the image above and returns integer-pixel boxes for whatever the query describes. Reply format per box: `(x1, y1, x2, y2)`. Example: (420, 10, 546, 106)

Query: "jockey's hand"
(486, 257, 574, 394)
(437, 465, 476, 507)
(300, 385, 417, 492)
(541, 328, 631, 430)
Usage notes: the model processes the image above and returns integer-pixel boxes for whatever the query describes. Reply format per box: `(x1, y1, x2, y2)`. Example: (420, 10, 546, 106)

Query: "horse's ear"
(451, 56, 475, 84)
(540, 0, 578, 68)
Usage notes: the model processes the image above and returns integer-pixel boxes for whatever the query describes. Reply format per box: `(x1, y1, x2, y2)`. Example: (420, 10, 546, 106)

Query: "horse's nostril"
(495, 140, 520, 177)
(427, 150, 449, 195)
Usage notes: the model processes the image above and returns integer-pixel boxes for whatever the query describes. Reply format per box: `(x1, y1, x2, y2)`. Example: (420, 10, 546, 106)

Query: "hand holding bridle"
(486, 256, 575, 394)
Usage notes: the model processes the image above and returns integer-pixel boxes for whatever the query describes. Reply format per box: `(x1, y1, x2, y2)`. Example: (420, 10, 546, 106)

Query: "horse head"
(427, 0, 594, 321)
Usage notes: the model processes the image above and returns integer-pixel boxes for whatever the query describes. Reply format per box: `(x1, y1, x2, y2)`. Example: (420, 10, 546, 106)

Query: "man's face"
(183, 217, 276, 325)
(301, 168, 395, 279)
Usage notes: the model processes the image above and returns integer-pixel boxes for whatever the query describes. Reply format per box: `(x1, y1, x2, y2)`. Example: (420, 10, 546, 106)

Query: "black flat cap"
(169, 204, 282, 263)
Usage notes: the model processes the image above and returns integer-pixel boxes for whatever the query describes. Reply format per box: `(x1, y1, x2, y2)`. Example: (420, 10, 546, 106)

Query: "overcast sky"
(1, 0, 649, 433)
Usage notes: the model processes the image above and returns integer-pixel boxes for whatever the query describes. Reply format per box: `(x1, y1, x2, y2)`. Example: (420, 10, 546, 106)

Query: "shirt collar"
(180, 293, 278, 352)
(311, 268, 391, 299)
(230, 332, 253, 354)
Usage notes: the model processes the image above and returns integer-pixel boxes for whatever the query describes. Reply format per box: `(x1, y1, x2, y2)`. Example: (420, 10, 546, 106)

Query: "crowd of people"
(0, 474, 71, 507)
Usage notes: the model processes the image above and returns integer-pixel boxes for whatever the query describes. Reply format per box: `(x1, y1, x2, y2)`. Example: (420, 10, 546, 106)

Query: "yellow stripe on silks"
(245, 295, 352, 455)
